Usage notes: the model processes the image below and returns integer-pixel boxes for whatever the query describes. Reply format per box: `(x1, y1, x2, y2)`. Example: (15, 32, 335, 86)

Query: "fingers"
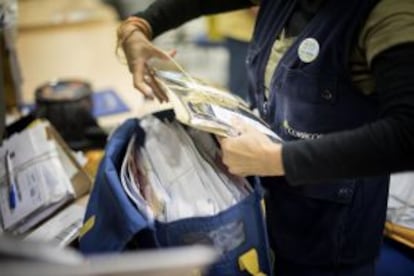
(167, 49, 177, 58)
(143, 72, 169, 103)
(126, 40, 176, 102)
(131, 59, 169, 102)
(154, 48, 177, 59)
(153, 49, 170, 60)
(132, 59, 154, 99)
(217, 136, 248, 177)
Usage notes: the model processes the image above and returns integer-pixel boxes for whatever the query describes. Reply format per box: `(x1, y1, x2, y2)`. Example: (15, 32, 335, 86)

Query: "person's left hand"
(218, 120, 284, 177)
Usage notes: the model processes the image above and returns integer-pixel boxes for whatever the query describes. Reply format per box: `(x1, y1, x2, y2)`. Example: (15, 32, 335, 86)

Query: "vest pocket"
(276, 66, 338, 105)
(295, 178, 356, 204)
(265, 176, 356, 204)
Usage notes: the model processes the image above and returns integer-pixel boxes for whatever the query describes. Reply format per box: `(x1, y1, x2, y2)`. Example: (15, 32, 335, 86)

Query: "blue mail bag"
(79, 115, 272, 275)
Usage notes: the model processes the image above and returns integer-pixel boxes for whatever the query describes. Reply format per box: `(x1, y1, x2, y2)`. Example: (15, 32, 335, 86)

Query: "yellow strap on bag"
(238, 248, 267, 276)
(79, 215, 95, 240)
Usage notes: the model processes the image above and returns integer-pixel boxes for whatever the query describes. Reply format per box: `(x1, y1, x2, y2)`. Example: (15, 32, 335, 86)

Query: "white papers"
(120, 116, 251, 223)
(0, 122, 75, 232)
(387, 172, 414, 229)
(25, 204, 85, 247)
(120, 134, 156, 223)
(210, 105, 281, 140)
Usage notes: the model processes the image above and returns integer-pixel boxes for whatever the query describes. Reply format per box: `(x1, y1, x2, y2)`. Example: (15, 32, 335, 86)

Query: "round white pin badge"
(298, 38, 320, 63)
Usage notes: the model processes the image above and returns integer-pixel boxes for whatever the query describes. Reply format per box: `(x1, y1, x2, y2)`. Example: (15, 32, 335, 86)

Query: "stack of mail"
(147, 57, 282, 142)
(0, 121, 75, 234)
(120, 116, 252, 224)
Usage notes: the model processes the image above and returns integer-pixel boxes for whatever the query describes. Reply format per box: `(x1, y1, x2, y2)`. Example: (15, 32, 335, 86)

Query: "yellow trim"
(78, 215, 95, 240)
(239, 248, 267, 276)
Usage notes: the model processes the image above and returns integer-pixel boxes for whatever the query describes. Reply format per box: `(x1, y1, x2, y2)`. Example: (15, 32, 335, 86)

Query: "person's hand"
(218, 120, 284, 177)
(118, 20, 175, 102)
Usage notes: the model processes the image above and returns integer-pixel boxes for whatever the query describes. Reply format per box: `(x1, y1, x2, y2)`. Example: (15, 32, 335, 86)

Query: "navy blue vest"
(247, 0, 390, 266)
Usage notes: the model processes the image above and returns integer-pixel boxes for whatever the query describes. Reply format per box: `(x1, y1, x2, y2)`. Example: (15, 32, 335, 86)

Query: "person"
(118, 0, 414, 275)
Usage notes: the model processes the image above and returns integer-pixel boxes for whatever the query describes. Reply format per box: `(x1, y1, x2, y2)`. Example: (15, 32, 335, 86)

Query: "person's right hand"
(120, 27, 175, 102)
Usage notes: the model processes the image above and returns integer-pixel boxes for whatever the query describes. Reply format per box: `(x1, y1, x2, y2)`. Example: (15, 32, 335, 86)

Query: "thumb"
(167, 49, 177, 58)
(154, 48, 177, 60)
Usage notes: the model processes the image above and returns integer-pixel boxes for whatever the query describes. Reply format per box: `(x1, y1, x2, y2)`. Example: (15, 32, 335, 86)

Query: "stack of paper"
(120, 116, 252, 223)
(0, 121, 75, 234)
